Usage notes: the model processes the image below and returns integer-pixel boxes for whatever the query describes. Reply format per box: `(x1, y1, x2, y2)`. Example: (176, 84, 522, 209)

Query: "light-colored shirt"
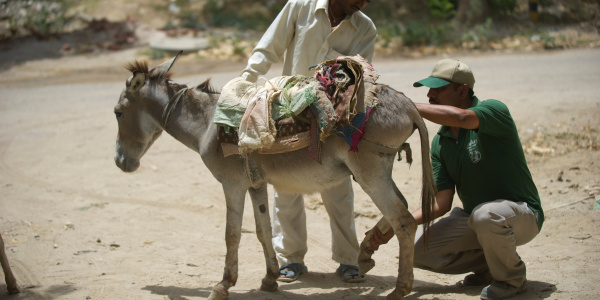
(240, 0, 377, 82)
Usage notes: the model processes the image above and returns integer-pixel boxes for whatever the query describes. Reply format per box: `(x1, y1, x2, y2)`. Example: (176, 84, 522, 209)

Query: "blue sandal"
(278, 263, 308, 282)
(336, 264, 366, 283)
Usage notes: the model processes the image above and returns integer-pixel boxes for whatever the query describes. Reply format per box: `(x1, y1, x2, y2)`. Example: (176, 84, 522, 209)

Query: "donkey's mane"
(196, 79, 220, 94)
(126, 60, 219, 95)
(125, 60, 173, 81)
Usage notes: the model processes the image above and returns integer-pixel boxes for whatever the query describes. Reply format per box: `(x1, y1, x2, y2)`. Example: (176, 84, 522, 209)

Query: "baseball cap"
(413, 59, 475, 89)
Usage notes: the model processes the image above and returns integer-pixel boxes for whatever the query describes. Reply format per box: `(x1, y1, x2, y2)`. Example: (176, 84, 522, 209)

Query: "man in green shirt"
(407, 59, 544, 299)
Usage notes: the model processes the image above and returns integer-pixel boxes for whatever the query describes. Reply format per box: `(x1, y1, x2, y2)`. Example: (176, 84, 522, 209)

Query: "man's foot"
(277, 263, 307, 283)
(336, 264, 366, 283)
(458, 270, 493, 287)
(480, 280, 527, 300)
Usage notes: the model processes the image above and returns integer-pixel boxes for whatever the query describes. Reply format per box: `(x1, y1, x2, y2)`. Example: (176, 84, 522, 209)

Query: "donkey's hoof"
(358, 240, 376, 275)
(260, 277, 278, 292)
(357, 256, 375, 276)
(8, 285, 20, 295)
(208, 286, 228, 300)
(386, 288, 407, 300)
(357, 258, 375, 276)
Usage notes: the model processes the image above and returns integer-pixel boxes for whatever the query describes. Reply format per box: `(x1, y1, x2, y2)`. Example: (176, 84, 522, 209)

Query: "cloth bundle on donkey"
(213, 55, 379, 161)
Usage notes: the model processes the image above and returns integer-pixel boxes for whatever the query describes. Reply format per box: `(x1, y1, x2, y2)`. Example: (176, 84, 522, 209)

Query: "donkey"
(1, 233, 19, 294)
(113, 52, 435, 300)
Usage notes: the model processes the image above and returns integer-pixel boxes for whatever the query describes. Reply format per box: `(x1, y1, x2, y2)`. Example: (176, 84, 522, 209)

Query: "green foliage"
(361, 1, 401, 25)
(427, 0, 457, 20)
(377, 22, 402, 48)
(400, 21, 454, 47)
(401, 22, 431, 47)
(460, 18, 497, 48)
(179, 10, 204, 30)
(230, 34, 247, 57)
(1, 0, 72, 39)
(202, 0, 286, 31)
(539, 32, 557, 49)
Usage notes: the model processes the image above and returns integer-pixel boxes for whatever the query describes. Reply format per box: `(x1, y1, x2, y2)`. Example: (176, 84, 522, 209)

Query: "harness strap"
(162, 87, 189, 128)
(357, 139, 399, 154)
(358, 140, 413, 164)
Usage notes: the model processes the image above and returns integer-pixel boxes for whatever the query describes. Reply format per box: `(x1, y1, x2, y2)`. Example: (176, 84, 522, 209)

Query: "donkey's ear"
(151, 50, 183, 78)
(127, 72, 146, 93)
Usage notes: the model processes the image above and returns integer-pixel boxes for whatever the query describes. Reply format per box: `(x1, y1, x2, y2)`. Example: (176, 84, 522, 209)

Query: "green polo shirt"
(431, 97, 544, 230)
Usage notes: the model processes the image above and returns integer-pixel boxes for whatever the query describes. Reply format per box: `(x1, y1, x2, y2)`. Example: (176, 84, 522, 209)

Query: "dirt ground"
(0, 45, 599, 300)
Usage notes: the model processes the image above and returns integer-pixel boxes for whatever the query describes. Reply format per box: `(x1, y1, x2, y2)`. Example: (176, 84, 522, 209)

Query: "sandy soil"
(0, 46, 599, 300)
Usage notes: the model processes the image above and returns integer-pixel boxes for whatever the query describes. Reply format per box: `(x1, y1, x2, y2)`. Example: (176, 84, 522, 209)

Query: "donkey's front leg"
(248, 186, 279, 292)
(1, 233, 19, 294)
(209, 186, 247, 300)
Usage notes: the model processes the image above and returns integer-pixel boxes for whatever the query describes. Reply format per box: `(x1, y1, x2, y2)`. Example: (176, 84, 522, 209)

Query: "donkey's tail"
(414, 108, 436, 246)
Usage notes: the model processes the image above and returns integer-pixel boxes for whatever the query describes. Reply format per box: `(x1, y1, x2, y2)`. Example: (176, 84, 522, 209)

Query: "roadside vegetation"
(1, 0, 598, 60)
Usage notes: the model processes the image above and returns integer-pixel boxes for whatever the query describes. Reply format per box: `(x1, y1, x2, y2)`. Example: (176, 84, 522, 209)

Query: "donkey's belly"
(259, 150, 351, 195)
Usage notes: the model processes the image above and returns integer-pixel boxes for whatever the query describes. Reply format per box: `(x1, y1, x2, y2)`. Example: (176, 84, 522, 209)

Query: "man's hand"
(411, 188, 455, 225)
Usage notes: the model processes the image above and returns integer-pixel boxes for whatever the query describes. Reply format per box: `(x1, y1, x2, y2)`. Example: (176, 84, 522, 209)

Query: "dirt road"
(0, 48, 599, 299)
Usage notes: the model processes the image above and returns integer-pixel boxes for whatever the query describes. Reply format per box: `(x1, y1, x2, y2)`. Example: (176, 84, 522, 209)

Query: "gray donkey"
(1, 233, 19, 294)
(113, 52, 435, 300)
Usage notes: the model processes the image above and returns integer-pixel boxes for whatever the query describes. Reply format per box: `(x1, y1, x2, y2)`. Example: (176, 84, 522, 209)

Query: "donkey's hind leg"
(248, 185, 279, 292)
(351, 155, 417, 299)
(1, 233, 19, 294)
(358, 216, 393, 275)
(359, 183, 406, 275)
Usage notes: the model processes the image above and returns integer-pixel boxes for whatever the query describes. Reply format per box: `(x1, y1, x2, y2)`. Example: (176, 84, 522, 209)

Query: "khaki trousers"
(272, 176, 359, 266)
(414, 200, 539, 287)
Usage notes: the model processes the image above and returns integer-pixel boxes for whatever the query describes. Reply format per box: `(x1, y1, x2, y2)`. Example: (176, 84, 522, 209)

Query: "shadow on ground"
(142, 275, 558, 299)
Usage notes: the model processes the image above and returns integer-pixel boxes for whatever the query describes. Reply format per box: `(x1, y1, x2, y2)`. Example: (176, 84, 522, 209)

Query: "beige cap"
(413, 59, 475, 89)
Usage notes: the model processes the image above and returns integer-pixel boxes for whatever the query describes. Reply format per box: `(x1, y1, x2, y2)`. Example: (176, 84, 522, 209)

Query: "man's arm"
(415, 103, 480, 130)
(411, 188, 455, 225)
(363, 189, 454, 252)
(240, 1, 298, 82)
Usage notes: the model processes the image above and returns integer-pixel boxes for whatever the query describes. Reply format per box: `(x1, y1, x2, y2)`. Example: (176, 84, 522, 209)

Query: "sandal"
(336, 264, 366, 283)
(278, 263, 308, 282)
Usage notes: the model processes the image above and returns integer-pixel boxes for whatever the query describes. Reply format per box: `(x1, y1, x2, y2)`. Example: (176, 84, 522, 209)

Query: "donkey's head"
(114, 51, 181, 172)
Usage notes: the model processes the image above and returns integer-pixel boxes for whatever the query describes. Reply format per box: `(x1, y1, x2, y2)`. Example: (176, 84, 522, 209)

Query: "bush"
(427, 0, 458, 20)
(460, 18, 498, 48)
(201, 0, 286, 31)
(400, 21, 454, 47)
(489, 0, 518, 16)
(0, 0, 72, 40)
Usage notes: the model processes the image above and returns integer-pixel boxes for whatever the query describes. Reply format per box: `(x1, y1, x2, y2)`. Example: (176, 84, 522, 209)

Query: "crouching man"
(365, 59, 544, 300)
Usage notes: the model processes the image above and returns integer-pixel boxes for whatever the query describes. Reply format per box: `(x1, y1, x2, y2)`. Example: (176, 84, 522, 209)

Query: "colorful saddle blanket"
(214, 55, 379, 160)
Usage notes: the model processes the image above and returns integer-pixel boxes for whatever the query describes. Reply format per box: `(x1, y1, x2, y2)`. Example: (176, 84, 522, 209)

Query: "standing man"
(409, 59, 544, 300)
(240, 0, 376, 283)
